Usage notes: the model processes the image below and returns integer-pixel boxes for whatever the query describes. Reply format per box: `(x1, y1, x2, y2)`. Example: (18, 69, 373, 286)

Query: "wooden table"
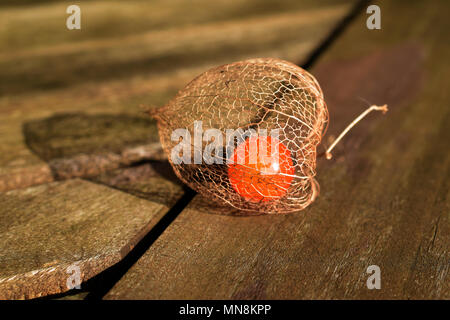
(0, 0, 448, 300)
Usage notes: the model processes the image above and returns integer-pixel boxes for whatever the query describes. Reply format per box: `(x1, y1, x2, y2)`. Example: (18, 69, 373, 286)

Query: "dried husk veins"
(152, 58, 328, 214)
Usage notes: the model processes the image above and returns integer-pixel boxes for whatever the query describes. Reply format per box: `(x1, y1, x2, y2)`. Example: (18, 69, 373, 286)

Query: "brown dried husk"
(152, 58, 329, 214)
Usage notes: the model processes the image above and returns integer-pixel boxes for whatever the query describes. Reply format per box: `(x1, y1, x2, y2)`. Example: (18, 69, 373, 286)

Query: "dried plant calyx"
(151, 58, 386, 214)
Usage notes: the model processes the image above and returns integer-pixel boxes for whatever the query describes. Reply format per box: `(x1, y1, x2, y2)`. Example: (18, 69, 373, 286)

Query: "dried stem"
(325, 104, 388, 160)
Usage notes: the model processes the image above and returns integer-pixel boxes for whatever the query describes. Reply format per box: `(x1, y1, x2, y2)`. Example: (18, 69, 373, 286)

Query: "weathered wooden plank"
(91, 162, 185, 207)
(1, 4, 352, 95)
(0, 167, 184, 299)
(0, 0, 350, 54)
(0, 115, 164, 192)
(0, 1, 354, 192)
(105, 0, 449, 299)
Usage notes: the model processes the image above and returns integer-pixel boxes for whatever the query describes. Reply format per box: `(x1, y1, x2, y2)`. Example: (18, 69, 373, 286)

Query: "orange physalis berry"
(228, 136, 295, 203)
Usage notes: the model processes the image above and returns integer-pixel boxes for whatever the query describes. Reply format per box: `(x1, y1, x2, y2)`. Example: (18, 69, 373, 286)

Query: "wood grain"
(105, 0, 449, 299)
(0, 168, 184, 299)
(0, 0, 357, 301)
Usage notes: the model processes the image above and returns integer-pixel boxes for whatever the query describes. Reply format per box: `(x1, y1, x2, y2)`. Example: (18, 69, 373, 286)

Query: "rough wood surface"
(0, 0, 357, 301)
(0, 169, 184, 299)
(0, 0, 352, 192)
(105, 0, 449, 299)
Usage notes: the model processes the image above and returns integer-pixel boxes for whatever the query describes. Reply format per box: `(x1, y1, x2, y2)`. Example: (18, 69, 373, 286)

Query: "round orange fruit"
(228, 136, 295, 203)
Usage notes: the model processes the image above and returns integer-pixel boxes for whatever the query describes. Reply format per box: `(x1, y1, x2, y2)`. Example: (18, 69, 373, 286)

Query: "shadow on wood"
(22, 112, 162, 180)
